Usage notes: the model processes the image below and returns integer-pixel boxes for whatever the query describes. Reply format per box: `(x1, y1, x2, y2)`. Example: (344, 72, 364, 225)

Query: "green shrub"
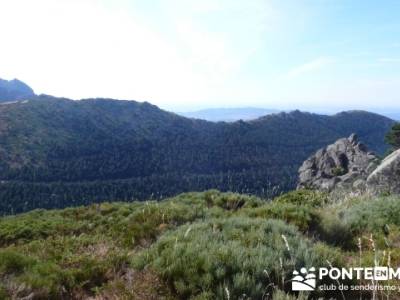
(0, 250, 35, 274)
(308, 195, 400, 250)
(116, 191, 262, 247)
(314, 211, 355, 249)
(241, 202, 320, 232)
(341, 196, 400, 234)
(274, 190, 328, 208)
(0, 210, 86, 246)
(70, 256, 110, 288)
(210, 191, 263, 210)
(118, 200, 205, 246)
(385, 122, 400, 150)
(133, 217, 342, 299)
(20, 262, 71, 298)
(177, 190, 263, 210)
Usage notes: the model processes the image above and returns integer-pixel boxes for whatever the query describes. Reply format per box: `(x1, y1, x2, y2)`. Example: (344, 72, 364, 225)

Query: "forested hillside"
(0, 96, 394, 214)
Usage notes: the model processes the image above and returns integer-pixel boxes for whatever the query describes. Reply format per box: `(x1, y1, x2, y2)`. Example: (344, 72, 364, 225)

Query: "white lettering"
(319, 268, 329, 279)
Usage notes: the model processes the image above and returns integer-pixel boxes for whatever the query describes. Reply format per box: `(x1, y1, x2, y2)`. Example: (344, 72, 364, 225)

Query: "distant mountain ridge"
(181, 107, 400, 122)
(0, 78, 35, 102)
(180, 107, 280, 122)
(0, 95, 395, 214)
(377, 112, 400, 121)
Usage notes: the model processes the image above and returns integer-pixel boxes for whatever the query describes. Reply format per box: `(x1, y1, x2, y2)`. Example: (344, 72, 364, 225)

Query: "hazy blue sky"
(1, 0, 399, 111)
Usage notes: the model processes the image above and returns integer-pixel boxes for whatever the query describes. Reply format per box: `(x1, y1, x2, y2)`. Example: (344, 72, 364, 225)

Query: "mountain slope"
(0, 97, 395, 214)
(0, 78, 35, 102)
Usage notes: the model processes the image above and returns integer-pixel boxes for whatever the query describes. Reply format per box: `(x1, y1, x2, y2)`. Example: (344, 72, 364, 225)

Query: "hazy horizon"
(1, 0, 400, 111)
(2, 75, 400, 119)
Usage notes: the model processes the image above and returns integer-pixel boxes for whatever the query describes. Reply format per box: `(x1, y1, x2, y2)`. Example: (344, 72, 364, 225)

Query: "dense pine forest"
(0, 96, 395, 214)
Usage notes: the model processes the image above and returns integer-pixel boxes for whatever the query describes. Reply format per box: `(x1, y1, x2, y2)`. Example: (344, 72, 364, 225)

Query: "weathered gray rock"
(297, 134, 379, 191)
(367, 149, 400, 195)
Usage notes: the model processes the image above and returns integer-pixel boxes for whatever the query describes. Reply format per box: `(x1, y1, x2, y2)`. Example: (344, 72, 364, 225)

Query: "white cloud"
(285, 57, 335, 78)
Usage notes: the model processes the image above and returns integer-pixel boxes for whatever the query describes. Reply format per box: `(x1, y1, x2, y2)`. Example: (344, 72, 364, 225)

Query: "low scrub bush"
(341, 196, 400, 234)
(313, 211, 354, 249)
(0, 250, 36, 274)
(274, 190, 328, 208)
(0, 210, 87, 246)
(133, 217, 343, 299)
(20, 261, 71, 298)
(2, 190, 396, 299)
(241, 202, 320, 232)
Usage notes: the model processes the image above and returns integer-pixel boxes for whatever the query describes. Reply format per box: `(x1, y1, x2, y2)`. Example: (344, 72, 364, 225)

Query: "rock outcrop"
(297, 134, 379, 191)
(367, 149, 400, 195)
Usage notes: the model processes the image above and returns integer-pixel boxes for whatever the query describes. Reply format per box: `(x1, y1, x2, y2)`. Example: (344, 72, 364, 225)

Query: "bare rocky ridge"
(297, 134, 379, 191)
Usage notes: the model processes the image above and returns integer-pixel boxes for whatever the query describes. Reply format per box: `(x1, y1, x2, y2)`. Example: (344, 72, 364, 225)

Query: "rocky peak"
(297, 134, 378, 191)
(0, 78, 35, 102)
